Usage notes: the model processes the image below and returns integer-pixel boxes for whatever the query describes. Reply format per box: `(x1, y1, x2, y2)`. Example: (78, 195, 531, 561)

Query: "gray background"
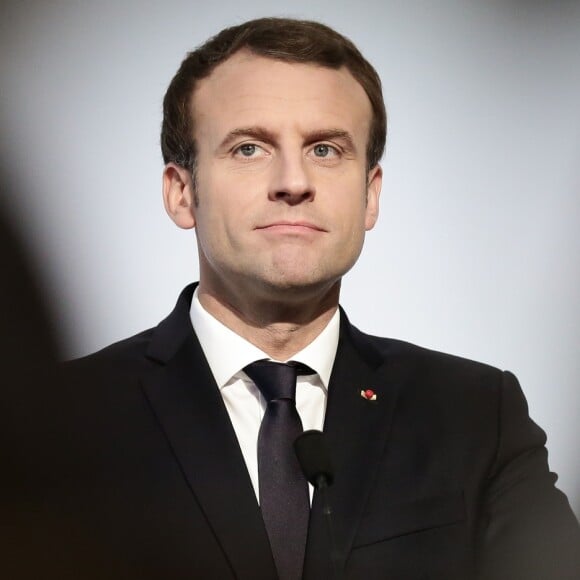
(2, 0, 579, 514)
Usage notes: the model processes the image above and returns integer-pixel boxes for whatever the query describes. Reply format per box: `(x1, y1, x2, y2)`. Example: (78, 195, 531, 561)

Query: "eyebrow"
(219, 127, 277, 150)
(218, 126, 357, 152)
(303, 129, 356, 152)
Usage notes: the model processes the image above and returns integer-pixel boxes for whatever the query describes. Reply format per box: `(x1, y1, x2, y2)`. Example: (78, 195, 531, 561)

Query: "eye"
(232, 142, 270, 161)
(312, 143, 338, 158)
(236, 143, 259, 157)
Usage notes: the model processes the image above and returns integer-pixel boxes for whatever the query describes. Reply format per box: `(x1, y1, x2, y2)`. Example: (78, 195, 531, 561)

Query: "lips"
(255, 220, 326, 232)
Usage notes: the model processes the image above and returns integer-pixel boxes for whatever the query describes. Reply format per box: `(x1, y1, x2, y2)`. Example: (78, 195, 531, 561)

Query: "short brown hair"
(161, 17, 386, 173)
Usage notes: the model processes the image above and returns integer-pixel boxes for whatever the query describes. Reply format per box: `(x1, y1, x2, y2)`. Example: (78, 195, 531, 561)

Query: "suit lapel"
(304, 311, 403, 578)
(140, 285, 276, 580)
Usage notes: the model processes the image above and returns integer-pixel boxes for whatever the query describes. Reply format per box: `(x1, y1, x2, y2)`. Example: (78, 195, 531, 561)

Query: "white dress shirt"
(190, 288, 339, 502)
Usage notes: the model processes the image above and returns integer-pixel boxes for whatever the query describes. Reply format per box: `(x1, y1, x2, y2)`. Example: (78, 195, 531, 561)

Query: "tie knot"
(244, 360, 310, 403)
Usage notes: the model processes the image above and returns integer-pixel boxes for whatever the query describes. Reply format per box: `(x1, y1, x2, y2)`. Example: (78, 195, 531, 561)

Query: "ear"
(162, 163, 197, 229)
(364, 164, 382, 231)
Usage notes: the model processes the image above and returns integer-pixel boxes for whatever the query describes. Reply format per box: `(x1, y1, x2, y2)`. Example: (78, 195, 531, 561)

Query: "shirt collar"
(189, 288, 339, 390)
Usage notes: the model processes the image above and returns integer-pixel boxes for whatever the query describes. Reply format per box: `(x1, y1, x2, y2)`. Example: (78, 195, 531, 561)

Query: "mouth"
(255, 221, 327, 233)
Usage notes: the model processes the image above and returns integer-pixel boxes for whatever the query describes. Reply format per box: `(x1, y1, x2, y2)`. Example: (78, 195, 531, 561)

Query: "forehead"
(190, 51, 372, 143)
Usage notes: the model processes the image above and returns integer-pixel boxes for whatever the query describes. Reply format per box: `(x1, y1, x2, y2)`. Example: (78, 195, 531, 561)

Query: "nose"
(268, 152, 315, 205)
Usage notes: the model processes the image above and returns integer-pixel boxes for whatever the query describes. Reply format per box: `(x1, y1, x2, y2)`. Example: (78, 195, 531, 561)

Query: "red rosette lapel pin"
(360, 389, 377, 401)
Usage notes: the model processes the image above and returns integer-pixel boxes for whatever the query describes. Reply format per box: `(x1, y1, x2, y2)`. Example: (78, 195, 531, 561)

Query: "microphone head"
(294, 429, 334, 487)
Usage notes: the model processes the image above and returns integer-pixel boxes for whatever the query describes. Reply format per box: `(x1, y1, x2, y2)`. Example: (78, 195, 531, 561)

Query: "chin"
(258, 268, 343, 297)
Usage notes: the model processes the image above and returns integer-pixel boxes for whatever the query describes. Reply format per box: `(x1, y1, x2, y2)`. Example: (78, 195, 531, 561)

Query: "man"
(9, 17, 579, 580)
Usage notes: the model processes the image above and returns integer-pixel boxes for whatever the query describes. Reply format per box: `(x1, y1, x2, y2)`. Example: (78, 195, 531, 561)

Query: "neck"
(197, 281, 340, 360)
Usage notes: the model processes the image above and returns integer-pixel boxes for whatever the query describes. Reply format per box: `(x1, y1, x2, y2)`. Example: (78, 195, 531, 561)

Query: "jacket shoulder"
(350, 324, 503, 379)
(63, 327, 156, 379)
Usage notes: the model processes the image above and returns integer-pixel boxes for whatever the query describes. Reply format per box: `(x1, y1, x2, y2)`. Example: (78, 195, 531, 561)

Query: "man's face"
(170, 51, 381, 304)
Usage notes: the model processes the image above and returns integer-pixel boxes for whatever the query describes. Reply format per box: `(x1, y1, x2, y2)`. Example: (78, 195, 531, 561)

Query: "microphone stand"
(314, 474, 342, 580)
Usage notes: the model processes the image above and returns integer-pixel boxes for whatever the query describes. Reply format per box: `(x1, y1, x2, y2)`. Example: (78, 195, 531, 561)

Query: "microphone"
(294, 430, 341, 579)
(294, 429, 334, 489)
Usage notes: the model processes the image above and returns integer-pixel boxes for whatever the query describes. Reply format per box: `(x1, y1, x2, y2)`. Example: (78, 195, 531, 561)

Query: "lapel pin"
(360, 389, 377, 401)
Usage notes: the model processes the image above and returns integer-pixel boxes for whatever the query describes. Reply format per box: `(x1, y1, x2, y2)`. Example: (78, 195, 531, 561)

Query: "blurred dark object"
(0, 206, 60, 374)
(0, 175, 68, 579)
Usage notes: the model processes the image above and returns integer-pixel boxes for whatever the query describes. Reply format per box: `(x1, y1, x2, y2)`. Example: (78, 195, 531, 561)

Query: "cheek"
(200, 166, 265, 206)
(196, 174, 241, 220)
(331, 185, 369, 231)
(194, 188, 258, 255)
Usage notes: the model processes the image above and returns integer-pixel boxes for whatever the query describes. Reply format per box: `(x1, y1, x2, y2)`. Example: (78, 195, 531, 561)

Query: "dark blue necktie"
(244, 360, 310, 580)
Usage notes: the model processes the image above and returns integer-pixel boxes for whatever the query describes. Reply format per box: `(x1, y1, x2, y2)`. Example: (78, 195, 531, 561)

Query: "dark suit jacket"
(5, 283, 580, 579)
